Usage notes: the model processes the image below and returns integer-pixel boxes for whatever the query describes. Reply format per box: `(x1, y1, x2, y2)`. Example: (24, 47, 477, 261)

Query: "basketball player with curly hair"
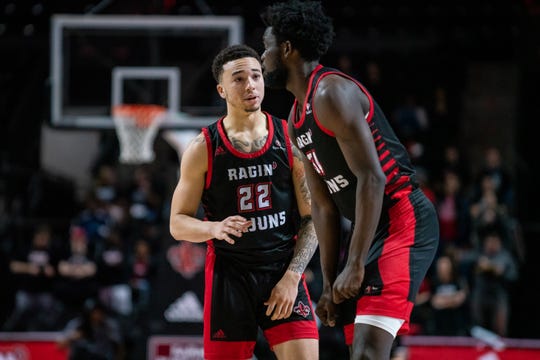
(261, 1, 439, 358)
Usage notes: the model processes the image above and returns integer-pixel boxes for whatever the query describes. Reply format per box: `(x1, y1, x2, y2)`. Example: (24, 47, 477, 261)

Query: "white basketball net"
(112, 104, 165, 164)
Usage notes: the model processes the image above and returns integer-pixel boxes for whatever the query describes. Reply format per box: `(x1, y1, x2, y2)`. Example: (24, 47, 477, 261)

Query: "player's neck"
(223, 111, 268, 153)
(287, 61, 319, 105)
(223, 110, 266, 133)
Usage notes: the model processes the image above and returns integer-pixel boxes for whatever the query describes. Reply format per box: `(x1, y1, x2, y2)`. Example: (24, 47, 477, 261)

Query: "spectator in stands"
(92, 164, 130, 229)
(436, 144, 471, 188)
(430, 254, 468, 336)
(469, 175, 510, 248)
(471, 228, 518, 336)
(435, 170, 471, 253)
(127, 166, 165, 225)
(55, 226, 99, 319)
(128, 238, 157, 317)
(475, 146, 514, 213)
(392, 93, 430, 165)
(469, 169, 525, 265)
(96, 227, 132, 317)
(57, 298, 124, 360)
(77, 191, 115, 257)
(4, 224, 62, 331)
(427, 89, 459, 160)
(395, 93, 430, 139)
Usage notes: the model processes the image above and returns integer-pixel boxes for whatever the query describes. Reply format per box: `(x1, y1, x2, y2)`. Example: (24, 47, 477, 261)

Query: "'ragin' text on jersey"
(295, 129, 313, 149)
(228, 163, 274, 181)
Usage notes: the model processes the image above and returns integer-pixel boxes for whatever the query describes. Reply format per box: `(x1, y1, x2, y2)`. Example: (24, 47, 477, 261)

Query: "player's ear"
(281, 40, 292, 58)
(216, 84, 226, 99)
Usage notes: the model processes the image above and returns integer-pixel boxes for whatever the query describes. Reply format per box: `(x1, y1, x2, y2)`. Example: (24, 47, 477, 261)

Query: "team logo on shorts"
(363, 285, 382, 296)
(212, 329, 226, 340)
(293, 301, 311, 318)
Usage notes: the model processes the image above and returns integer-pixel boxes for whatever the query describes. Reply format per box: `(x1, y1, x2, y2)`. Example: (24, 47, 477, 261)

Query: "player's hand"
(264, 270, 300, 320)
(211, 216, 251, 244)
(332, 263, 364, 304)
(315, 288, 337, 327)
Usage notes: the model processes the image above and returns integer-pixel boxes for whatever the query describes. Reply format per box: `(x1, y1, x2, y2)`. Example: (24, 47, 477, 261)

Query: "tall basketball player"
(261, 1, 439, 358)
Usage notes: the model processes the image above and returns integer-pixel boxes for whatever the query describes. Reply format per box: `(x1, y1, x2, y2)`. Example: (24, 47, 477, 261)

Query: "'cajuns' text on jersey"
(201, 113, 298, 269)
(291, 65, 417, 221)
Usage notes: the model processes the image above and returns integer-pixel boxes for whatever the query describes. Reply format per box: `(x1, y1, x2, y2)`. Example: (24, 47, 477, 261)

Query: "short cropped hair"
(261, 0, 335, 61)
(211, 44, 261, 83)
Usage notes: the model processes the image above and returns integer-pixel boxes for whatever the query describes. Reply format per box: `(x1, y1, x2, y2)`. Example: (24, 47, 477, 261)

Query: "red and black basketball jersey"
(292, 65, 418, 221)
(201, 112, 298, 269)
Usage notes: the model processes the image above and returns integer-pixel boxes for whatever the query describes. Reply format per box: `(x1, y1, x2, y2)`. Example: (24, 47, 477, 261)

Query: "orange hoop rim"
(112, 104, 167, 127)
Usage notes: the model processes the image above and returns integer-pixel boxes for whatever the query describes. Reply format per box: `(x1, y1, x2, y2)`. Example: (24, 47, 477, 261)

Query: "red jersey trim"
(217, 112, 274, 159)
(282, 119, 294, 169)
(293, 64, 323, 130)
(203, 243, 216, 354)
(311, 73, 337, 137)
(264, 320, 319, 348)
(204, 243, 257, 358)
(202, 127, 213, 190)
(354, 80, 375, 123)
(296, 66, 376, 137)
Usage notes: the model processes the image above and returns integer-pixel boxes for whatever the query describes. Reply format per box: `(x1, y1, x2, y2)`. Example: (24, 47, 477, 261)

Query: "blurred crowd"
(0, 56, 523, 359)
(407, 141, 522, 338)
(1, 163, 167, 358)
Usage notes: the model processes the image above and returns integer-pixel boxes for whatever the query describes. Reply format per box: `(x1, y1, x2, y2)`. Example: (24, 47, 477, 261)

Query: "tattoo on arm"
(292, 144, 311, 206)
(192, 133, 205, 144)
(288, 215, 318, 274)
(291, 143, 303, 159)
(291, 141, 304, 161)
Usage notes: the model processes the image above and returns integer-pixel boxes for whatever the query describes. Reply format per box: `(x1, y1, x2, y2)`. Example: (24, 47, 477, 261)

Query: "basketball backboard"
(50, 15, 243, 129)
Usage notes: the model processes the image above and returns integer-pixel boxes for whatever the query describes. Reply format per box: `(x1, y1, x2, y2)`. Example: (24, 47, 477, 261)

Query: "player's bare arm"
(169, 133, 251, 244)
(288, 144, 318, 274)
(265, 143, 318, 321)
(314, 75, 386, 303)
(288, 118, 341, 327)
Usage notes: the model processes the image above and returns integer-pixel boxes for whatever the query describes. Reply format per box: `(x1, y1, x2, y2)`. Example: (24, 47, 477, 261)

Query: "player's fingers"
(228, 216, 250, 227)
(326, 311, 336, 327)
(282, 302, 292, 319)
(346, 287, 359, 299)
(240, 221, 252, 232)
(332, 289, 345, 304)
(284, 303, 293, 318)
(221, 234, 235, 244)
(229, 215, 247, 221)
(226, 226, 242, 237)
(272, 303, 285, 320)
(234, 220, 252, 232)
(277, 302, 289, 319)
(264, 301, 275, 317)
(315, 307, 328, 325)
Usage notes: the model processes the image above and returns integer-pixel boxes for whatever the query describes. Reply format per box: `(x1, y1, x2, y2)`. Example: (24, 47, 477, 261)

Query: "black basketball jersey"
(292, 65, 417, 221)
(201, 112, 298, 269)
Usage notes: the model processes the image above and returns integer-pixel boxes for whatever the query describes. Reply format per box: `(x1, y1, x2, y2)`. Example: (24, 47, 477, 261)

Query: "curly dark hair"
(211, 44, 261, 82)
(261, 0, 335, 61)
